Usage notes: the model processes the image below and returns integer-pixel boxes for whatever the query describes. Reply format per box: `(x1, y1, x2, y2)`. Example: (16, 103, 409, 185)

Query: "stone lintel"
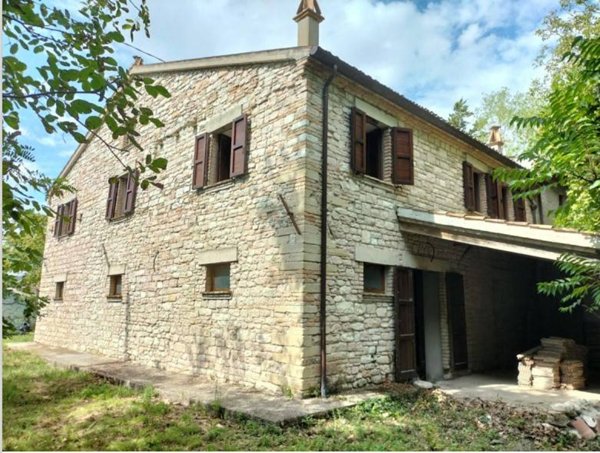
(108, 264, 126, 276)
(355, 244, 401, 266)
(197, 247, 238, 266)
(204, 105, 243, 133)
(355, 98, 399, 128)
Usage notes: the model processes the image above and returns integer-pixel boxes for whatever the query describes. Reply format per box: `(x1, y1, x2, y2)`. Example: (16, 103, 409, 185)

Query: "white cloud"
(57, 150, 74, 158)
(126, 0, 557, 119)
(35, 136, 60, 147)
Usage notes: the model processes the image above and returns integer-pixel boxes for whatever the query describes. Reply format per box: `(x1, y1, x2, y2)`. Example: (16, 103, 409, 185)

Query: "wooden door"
(446, 273, 468, 371)
(394, 267, 417, 381)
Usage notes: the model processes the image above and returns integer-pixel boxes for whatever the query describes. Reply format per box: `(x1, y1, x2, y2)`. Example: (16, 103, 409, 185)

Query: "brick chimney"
(294, 0, 324, 47)
(488, 125, 504, 153)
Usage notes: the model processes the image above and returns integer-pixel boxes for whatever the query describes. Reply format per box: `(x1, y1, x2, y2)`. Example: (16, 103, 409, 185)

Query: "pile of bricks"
(516, 337, 587, 390)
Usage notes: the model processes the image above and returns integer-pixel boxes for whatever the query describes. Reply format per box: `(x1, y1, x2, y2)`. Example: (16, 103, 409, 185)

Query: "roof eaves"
(131, 46, 313, 76)
(308, 47, 521, 169)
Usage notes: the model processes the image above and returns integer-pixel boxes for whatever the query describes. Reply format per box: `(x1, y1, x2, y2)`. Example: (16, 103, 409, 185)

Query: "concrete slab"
(437, 373, 600, 412)
(5, 342, 384, 425)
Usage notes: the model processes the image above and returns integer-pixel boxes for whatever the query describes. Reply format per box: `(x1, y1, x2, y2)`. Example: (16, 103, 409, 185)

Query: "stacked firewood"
(516, 337, 587, 390)
(560, 360, 586, 390)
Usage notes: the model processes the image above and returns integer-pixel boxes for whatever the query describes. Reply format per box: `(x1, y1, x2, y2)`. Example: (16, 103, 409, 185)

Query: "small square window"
(206, 263, 231, 293)
(55, 282, 64, 300)
(108, 274, 123, 298)
(364, 263, 385, 293)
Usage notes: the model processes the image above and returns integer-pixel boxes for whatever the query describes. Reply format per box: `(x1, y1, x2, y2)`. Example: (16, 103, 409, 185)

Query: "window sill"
(107, 213, 134, 224)
(362, 293, 393, 303)
(353, 173, 399, 191)
(53, 298, 63, 302)
(202, 291, 232, 300)
(107, 296, 123, 303)
(195, 178, 235, 195)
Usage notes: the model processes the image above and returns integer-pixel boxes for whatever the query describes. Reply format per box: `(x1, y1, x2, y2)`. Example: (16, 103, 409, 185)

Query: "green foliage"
(2, 209, 48, 330)
(2, 0, 171, 330)
(469, 86, 546, 157)
(3, 0, 171, 182)
(4, 348, 596, 451)
(497, 36, 600, 312)
(536, 0, 600, 84)
(538, 254, 600, 312)
(447, 98, 474, 133)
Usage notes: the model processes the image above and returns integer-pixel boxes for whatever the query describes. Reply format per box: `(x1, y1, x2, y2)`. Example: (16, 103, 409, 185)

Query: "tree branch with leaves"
(2, 0, 171, 335)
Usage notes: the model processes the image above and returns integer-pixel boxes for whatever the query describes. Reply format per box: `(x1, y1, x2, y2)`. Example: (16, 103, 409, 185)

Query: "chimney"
(294, 0, 324, 47)
(488, 125, 504, 153)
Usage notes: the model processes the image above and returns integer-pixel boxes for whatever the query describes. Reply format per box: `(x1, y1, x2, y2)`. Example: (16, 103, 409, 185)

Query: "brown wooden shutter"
(230, 114, 248, 178)
(106, 180, 118, 220)
(514, 197, 526, 222)
(485, 174, 499, 218)
(54, 204, 63, 237)
(462, 162, 475, 210)
(192, 134, 209, 188)
(498, 185, 508, 220)
(394, 267, 417, 381)
(67, 199, 78, 235)
(124, 171, 138, 215)
(392, 128, 414, 185)
(351, 108, 366, 174)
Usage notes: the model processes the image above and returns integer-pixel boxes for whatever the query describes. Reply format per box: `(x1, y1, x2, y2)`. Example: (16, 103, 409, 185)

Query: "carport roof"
(396, 208, 600, 261)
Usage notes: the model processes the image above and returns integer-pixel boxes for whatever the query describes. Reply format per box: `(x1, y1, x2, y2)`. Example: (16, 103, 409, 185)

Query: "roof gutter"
(320, 64, 337, 399)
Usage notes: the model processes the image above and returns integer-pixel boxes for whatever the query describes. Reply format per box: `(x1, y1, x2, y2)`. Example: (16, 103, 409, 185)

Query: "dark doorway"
(395, 268, 443, 382)
(446, 272, 468, 371)
(394, 267, 417, 381)
(414, 271, 426, 379)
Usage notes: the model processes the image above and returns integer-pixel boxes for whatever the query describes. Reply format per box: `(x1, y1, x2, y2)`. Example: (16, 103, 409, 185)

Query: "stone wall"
(300, 62, 541, 391)
(36, 58, 314, 395)
(36, 52, 564, 397)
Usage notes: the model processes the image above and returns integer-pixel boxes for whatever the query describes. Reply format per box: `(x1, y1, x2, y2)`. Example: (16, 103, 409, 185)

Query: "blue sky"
(17, 0, 559, 184)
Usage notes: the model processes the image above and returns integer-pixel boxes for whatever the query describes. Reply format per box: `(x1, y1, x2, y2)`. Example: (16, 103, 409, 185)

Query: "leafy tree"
(469, 86, 546, 158)
(536, 0, 600, 84)
(2, 0, 171, 334)
(496, 36, 600, 313)
(2, 209, 47, 328)
(447, 98, 474, 133)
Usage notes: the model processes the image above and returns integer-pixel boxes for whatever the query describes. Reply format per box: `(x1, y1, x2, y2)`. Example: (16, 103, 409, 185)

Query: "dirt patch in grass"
(3, 345, 599, 451)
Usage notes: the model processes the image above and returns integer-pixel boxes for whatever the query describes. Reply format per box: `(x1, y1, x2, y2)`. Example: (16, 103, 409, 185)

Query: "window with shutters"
(205, 263, 231, 293)
(106, 172, 137, 221)
(485, 174, 512, 220)
(351, 108, 414, 184)
(499, 185, 509, 220)
(54, 198, 78, 238)
(193, 114, 248, 190)
(463, 163, 483, 212)
(473, 173, 482, 212)
(514, 197, 527, 222)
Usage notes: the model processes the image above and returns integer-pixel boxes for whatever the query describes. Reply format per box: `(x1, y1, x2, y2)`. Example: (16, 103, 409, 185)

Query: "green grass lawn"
(3, 338, 597, 451)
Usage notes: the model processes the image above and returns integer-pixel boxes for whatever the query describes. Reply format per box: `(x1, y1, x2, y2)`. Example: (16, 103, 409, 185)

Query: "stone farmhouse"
(36, 1, 599, 397)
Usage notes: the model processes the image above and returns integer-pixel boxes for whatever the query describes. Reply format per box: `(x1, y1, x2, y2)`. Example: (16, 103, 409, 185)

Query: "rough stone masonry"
(36, 47, 544, 397)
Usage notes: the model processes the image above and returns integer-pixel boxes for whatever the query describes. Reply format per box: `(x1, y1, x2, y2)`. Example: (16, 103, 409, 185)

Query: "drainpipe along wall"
(320, 65, 337, 399)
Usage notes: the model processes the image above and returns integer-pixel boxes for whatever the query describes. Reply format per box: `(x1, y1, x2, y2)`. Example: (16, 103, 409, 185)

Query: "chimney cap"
(488, 125, 504, 149)
(294, 0, 324, 23)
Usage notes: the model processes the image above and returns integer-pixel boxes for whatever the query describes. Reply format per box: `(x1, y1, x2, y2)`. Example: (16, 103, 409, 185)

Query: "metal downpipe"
(320, 64, 337, 399)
